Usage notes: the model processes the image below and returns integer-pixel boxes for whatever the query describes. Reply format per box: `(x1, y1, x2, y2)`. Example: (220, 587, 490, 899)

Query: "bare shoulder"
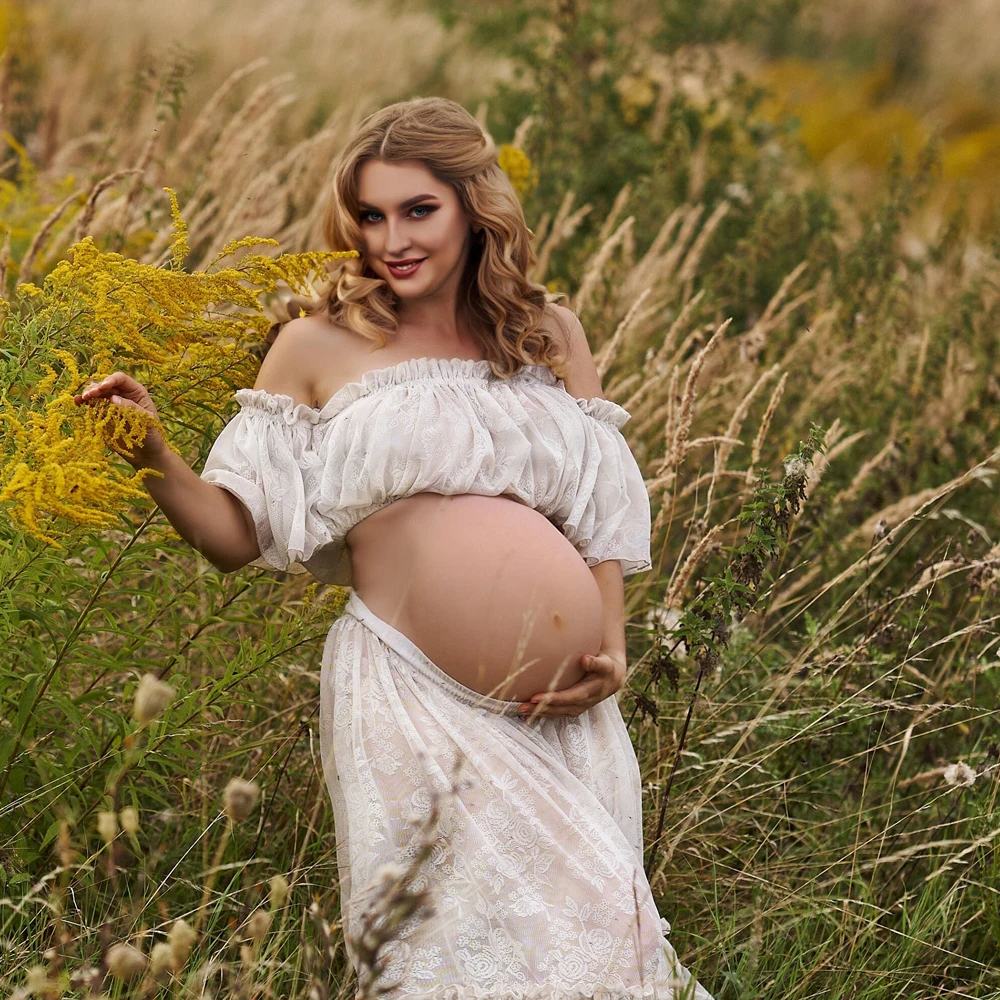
(253, 315, 361, 407)
(539, 301, 604, 401)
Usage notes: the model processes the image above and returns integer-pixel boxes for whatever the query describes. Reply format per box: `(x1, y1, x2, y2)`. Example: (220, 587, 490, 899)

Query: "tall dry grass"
(1, 2, 999, 997)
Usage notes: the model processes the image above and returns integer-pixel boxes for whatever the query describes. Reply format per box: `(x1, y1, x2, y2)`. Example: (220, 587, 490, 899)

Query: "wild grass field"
(2, 0, 1000, 997)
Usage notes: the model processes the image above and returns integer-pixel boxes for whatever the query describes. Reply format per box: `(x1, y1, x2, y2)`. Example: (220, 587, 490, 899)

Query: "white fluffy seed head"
(943, 761, 976, 788)
(133, 673, 175, 724)
(375, 861, 408, 888)
(97, 810, 118, 844)
(783, 456, 809, 479)
(269, 873, 290, 909)
(149, 941, 175, 979)
(223, 777, 260, 824)
(25, 966, 49, 991)
(167, 918, 197, 968)
(106, 943, 147, 980)
(247, 908, 272, 941)
(119, 806, 139, 835)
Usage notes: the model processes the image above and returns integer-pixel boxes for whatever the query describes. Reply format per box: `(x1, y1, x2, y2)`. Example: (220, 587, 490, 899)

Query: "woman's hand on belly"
(518, 647, 626, 719)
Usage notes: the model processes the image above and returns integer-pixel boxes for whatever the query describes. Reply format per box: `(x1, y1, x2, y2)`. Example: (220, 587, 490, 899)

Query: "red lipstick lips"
(386, 258, 426, 279)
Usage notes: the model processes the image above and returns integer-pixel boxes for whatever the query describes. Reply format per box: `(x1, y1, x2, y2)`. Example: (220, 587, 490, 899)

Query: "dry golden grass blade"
(46, 130, 108, 177)
(531, 189, 595, 284)
(621, 205, 686, 301)
(657, 317, 731, 475)
(848, 452, 999, 551)
(604, 370, 642, 401)
(622, 365, 671, 416)
(676, 199, 730, 284)
(109, 128, 163, 252)
(788, 359, 850, 427)
(784, 446, 1000, 649)
(910, 321, 932, 398)
(572, 215, 634, 317)
(702, 362, 781, 520)
(200, 73, 296, 205)
(529, 210, 552, 253)
(593, 287, 653, 379)
(744, 371, 788, 486)
(651, 288, 706, 371)
(665, 519, 731, 610)
(658, 203, 705, 286)
(73, 169, 143, 244)
(596, 182, 633, 246)
(687, 129, 711, 203)
(167, 57, 271, 177)
(511, 114, 536, 149)
(0, 226, 11, 300)
(832, 437, 901, 509)
(300, 94, 374, 249)
(200, 95, 303, 261)
(531, 189, 575, 284)
(738, 259, 810, 362)
(773, 305, 838, 370)
(678, 466, 750, 501)
(16, 186, 86, 286)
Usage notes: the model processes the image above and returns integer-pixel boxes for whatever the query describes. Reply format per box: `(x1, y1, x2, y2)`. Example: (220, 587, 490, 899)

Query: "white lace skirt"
(319, 590, 714, 1000)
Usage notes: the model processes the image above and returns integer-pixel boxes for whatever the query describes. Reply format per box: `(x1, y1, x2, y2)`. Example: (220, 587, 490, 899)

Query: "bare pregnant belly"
(346, 494, 605, 702)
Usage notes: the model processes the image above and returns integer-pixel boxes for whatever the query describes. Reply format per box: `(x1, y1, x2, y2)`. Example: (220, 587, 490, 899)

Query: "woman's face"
(355, 158, 475, 300)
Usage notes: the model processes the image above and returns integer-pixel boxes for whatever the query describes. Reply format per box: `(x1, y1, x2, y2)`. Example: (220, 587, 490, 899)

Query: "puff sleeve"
(558, 397, 653, 578)
(199, 393, 337, 577)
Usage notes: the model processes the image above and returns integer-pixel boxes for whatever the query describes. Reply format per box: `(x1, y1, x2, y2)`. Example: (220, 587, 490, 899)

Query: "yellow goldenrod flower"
(498, 144, 538, 199)
(0, 188, 359, 552)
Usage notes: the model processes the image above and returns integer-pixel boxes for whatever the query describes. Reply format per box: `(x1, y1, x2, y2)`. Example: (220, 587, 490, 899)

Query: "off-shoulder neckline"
(231, 355, 631, 427)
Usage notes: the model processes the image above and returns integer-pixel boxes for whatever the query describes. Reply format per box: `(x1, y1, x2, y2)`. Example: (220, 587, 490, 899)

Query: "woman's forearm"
(136, 446, 260, 573)
(589, 559, 626, 658)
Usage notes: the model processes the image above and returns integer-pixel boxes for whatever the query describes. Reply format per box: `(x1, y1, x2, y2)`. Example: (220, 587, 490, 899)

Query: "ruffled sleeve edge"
(572, 394, 632, 428)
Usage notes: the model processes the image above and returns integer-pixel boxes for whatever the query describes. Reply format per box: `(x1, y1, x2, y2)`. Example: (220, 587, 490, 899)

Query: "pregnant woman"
(76, 97, 713, 998)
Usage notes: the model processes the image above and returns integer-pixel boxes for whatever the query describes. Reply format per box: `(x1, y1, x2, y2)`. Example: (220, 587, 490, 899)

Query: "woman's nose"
(384, 220, 412, 254)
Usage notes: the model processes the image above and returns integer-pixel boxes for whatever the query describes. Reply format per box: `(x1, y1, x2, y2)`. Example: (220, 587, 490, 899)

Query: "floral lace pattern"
(199, 357, 653, 587)
(318, 591, 715, 1000)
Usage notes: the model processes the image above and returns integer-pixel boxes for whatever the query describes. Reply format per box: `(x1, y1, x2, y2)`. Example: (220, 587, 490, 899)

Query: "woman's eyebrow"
(358, 194, 439, 210)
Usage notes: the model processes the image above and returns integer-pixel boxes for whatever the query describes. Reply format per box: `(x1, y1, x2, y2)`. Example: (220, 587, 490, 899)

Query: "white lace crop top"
(199, 356, 653, 587)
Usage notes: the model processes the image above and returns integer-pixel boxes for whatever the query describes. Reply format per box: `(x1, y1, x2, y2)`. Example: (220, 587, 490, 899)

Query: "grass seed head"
(149, 941, 175, 981)
(97, 810, 118, 844)
(106, 942, 147, 981)
(223, 777, 260, 823)
(167, 918, 197, 968)
(119, 806, 139, 835)
(269, 873, 290, 909)
(247, 908, 272, 941)
(133, 673, 175, 725)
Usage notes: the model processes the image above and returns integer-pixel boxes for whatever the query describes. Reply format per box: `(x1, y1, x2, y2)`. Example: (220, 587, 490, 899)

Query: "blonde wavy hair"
(268, 96, 571, 381)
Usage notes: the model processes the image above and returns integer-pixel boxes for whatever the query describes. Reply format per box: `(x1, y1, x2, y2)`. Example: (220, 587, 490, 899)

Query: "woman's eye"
(360, 205, 434, 223)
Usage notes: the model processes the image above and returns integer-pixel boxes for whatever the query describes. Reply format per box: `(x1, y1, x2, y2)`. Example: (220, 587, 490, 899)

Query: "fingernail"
(112, 395, 121, 403)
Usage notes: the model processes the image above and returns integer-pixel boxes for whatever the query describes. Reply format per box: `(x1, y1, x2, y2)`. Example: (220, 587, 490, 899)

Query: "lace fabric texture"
(199, 357, 653, 586)
(322, 591, 714, 999)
